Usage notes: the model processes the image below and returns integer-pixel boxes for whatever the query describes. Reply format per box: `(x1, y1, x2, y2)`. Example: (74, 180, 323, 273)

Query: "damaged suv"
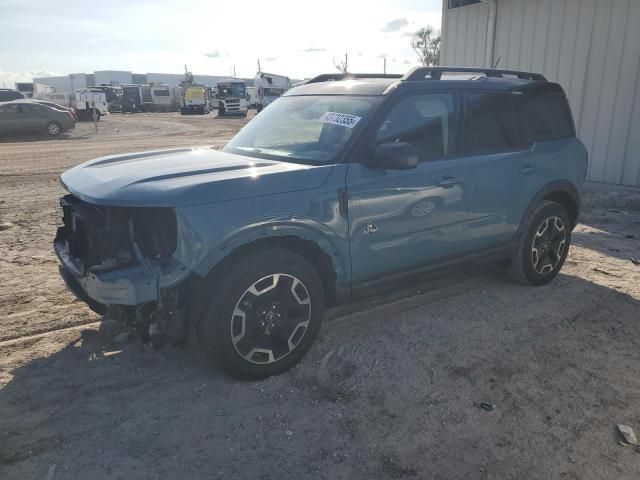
(55, 67, 587, 379)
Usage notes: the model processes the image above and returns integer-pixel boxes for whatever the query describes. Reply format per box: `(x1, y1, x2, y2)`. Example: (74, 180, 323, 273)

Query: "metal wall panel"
(441, 0, 640, 186)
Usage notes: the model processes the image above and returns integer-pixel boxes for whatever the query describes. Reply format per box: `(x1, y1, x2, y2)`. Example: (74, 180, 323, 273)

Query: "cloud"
(203, 50, 220, 58)
(265, 57, 277, 61)
(377, 54, 386, 59)
(404, 60, 413, 65)
(382, 18, 408, 32)
(301, 47, 327, 53)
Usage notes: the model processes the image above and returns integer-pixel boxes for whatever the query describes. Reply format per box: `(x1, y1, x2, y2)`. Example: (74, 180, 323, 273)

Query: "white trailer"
(150, 85, 179, 112)
(254, 72, 290, 112)
(246, 86, 256, 107)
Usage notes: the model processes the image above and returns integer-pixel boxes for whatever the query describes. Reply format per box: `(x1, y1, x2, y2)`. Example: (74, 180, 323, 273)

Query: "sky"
(0, 0, 442, 86)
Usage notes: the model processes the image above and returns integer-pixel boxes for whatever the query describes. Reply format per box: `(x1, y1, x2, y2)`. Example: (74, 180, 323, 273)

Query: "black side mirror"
(368, 142, 418, 170)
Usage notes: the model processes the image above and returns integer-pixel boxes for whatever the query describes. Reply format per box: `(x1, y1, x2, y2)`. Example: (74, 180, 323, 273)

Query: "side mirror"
(368, 142, 418, 170)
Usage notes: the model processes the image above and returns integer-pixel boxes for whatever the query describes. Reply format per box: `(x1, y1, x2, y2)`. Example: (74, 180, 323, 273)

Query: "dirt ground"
(1, 112, 639, 480)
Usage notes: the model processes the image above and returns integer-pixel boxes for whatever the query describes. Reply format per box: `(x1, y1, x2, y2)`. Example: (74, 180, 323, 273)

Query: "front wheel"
(200, 248, 325, 379)
(510, 201, 571, 285)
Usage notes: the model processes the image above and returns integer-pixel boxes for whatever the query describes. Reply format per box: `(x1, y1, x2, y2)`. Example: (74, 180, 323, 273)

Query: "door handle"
(520, 163, 537, 175)
(436, 175, 464, 188)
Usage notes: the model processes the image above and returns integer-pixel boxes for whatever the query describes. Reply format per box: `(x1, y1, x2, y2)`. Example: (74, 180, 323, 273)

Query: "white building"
(93, 71, 132, 86)
(32, 73, 87, 93)
(440, 0, 640, 187)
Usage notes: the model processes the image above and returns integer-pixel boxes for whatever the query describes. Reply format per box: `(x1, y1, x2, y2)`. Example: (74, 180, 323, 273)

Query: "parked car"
(0, 88, 24, 102)
(29, 99, 77, 120)
(0, 100, 75, 136)
(54, 67, 587, 379)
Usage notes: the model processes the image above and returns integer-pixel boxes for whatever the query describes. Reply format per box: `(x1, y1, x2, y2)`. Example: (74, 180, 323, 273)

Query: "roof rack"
(401, 66, 547, 82)
(305, 73, 403, 84)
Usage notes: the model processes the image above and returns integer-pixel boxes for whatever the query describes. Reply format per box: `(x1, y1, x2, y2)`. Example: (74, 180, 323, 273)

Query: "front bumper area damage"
(54, 194, 190, 345)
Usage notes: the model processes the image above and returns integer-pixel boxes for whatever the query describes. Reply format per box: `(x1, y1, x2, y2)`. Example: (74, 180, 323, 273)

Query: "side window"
(21, 104, 44, 114)
(519, 94, 574, 142)
(376, 93, 457, 162)
(464, 93, 525, 154)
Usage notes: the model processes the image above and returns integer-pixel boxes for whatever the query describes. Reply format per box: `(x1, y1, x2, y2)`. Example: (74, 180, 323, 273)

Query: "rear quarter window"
(519, 93, 575, 142)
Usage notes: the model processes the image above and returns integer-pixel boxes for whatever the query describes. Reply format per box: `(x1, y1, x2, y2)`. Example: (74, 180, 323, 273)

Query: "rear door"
(347, 91, 473, 284)
(463, 91, 534, 250)
(19, 104, 48, 131)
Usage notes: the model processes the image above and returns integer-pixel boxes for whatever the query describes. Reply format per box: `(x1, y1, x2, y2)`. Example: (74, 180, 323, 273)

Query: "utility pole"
(257, 58, 261, 73)
(383, 56, 387, 74)
(233, 65, 236, 78)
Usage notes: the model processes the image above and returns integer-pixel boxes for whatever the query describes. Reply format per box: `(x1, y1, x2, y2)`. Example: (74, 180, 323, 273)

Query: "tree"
(333, 53, 349, 74)
(411, 26, 441, 66)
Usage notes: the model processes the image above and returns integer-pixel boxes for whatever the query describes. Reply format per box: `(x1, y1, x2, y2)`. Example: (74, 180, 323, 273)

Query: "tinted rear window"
(519, 94, 574, 141)
(464, 93, 525, 154)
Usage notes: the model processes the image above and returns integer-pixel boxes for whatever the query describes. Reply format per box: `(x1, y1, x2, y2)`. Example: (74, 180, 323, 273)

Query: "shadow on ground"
(1, 271, 640, 479)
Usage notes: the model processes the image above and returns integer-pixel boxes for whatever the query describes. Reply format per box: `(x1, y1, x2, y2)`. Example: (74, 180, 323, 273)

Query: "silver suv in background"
(0, 100, 76, 137)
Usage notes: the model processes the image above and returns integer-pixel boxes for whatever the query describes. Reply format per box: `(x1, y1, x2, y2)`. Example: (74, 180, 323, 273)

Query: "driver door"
(346, 92, 472, 284)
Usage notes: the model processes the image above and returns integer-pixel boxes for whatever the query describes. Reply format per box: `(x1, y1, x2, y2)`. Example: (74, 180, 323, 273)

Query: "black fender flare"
(516, 180, 581, 240)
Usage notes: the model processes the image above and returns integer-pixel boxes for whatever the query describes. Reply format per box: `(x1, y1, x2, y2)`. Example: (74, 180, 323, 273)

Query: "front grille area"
(58, 195, 177, 271)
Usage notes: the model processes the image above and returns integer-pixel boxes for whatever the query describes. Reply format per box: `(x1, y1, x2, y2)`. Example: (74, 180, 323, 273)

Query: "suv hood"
(60, 147, 332, 207)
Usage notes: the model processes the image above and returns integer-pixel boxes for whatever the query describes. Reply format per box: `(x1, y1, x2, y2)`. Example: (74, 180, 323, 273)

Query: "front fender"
(193, 217, 349, 283)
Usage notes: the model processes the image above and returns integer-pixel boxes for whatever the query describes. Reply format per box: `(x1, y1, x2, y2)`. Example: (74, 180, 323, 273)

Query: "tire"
(509, 201, 571, 286)
(200, 247, 325, 379)
(46, 121, 62, 137)
(219, 106, 225, 117)
(256, 104, 263, 113)
(94, 110, 101, 122)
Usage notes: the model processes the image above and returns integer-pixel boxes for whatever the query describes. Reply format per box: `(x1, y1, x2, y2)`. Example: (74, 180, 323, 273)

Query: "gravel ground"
(1, 113, 639, 479)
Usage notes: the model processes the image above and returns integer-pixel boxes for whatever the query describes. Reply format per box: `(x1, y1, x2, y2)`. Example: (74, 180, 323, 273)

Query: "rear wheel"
(200, 247, 325, 379)
(46, 121, 62, 137)
(510, 201, 571, 285)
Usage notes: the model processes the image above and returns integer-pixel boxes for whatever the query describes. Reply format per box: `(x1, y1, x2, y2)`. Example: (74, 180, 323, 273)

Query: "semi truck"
(216, 80, 248, 117)
(254, 72, 290, 112)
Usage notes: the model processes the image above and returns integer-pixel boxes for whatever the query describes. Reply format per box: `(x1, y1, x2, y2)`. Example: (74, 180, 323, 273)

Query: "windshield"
(218, 83, 246, 98)
(224, 95, 381, 164)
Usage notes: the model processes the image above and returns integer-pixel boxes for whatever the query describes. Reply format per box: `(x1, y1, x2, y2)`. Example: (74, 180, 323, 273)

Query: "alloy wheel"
(230, 274, 311, 364)
(531, 216, 566, 274)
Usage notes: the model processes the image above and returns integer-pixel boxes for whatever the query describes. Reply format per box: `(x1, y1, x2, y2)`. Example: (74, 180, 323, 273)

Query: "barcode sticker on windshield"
(319, 112, 362, 129)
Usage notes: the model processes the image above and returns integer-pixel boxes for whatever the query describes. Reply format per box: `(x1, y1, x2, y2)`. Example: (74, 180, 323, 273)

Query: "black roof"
(285, 66, 563, 97)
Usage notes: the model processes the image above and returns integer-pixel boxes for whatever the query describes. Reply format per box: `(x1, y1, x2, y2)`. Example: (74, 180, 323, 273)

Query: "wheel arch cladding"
(541, 190, 579, 227)
(521, 181, 581, 233)
(195, 225, 346, 307)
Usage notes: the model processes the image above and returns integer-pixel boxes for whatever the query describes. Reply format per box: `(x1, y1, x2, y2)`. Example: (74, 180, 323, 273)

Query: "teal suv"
(55, 67, 588, 379)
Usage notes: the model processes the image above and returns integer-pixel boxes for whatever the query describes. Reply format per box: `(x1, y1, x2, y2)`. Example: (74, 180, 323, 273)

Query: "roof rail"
(306, 73, 403, 84)
(402, 66, 547, 82)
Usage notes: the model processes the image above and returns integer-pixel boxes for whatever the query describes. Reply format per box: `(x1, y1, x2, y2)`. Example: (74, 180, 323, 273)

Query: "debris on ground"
(617, 424, 638, 445)
(592, 267, 620, 277)
(630, 257, 640, 266)
(479, 403, 495, 412)
(285, 430, 293, 437)
(0, 222, 14, 231)
(625, 234, 636, 239)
